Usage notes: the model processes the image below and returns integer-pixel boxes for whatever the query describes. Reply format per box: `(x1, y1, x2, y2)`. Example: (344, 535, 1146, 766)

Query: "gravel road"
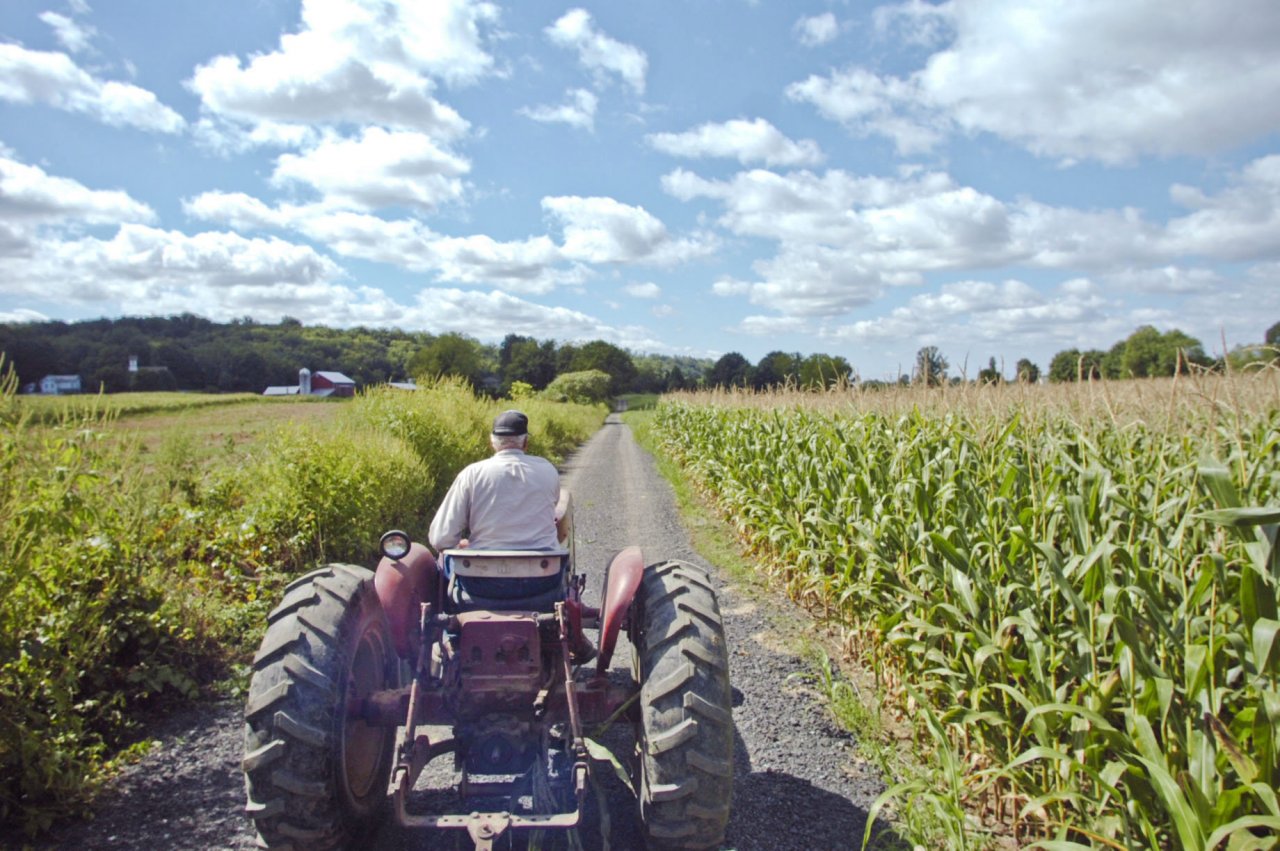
(27, 415, 888, 850)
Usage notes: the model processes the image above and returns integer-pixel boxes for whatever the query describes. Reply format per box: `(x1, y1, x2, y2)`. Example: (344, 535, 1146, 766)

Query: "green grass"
(16, 391, 285, 423)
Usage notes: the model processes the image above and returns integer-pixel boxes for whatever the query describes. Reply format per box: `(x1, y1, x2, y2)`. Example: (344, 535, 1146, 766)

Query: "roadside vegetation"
(642, 372, 1280, 848)
(0, 367, 604, 835)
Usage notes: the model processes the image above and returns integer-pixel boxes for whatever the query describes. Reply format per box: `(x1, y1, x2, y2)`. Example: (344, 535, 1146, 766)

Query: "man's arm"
(428, 472, 470, 551)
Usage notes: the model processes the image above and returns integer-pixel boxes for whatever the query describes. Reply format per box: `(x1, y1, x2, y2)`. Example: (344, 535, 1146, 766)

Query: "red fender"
(374, 543, 440, 661)
(596, 546, 644, 677)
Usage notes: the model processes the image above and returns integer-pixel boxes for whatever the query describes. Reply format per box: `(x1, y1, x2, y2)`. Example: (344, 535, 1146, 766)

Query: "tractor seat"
(442, 549, 570, 613)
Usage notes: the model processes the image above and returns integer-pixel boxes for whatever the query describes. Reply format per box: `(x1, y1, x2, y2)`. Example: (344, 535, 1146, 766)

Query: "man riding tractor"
(243, 409, 734, 850)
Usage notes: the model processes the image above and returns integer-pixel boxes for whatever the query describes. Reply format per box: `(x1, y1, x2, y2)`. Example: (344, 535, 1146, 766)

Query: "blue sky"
(2, 0, 1279, 380)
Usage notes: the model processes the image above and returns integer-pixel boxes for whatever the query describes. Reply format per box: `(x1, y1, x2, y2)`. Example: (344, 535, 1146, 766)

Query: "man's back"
(429, 449, 560, 551)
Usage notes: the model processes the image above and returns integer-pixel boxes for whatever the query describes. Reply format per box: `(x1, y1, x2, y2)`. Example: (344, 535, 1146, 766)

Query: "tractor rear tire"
(243, 564, 399, 850)
(632, 560, 734, 850)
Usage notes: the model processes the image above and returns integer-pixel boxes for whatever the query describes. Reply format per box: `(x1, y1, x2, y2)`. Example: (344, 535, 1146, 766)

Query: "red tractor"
(243, 494, 734, 850)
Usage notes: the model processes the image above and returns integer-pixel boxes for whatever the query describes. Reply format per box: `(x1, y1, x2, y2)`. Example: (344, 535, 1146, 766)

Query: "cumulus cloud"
(270, 127, 470, 210)
(0, 307, 49, 324)
(825, 278, 1119, 350)
(520, 88, 598, 131)
(545, 8, 647, 95)
(0, 154, 155, 228)
(647, 118, 824, 167)
(789, 0, 1280, 163)
(187, 0, 498, 142)
(39, 12, 97, 54)
(543, 195, 716, 265)
(665, 154, 1280, 322)
(0, 44, 185, 132)
(0, 224, 346, 318)
(625, 281, 661, 298)
(186, 190, 711, 292)
(793, 13, 839, 47)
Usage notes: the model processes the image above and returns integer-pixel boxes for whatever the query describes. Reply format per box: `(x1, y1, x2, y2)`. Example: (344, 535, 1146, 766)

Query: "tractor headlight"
(380, 530, 412, 561)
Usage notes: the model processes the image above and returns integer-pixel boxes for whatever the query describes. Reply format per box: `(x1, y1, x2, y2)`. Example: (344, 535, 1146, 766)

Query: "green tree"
(977, 356, 1002, 385)
(1048, 348, 1105, 382)
(752, 351, 800, 389)
(500, 335, 557, 390)
(1266, 321, 1280, 347)
(709, 352, 753, 388)
(1015, 358, 1040, 383)
(664, 366, 687, 391)
(409, 333, 485, 386)
(569, 340, 637, 395)
(798, 353, 852, 389)
(913, 346, 948, 387)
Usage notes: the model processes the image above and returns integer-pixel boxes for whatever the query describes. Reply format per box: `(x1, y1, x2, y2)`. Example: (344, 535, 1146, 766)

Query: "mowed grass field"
(1, 378, 605, 835)
(646, 372, 1280, 849)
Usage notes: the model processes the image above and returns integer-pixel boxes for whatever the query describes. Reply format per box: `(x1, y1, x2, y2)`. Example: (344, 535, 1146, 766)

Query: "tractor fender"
(374, 543, 440, 661)
(595, 546, 644, 677)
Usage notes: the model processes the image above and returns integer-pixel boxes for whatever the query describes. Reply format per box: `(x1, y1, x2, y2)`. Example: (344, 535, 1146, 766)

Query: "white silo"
(299, 368, 312, 395)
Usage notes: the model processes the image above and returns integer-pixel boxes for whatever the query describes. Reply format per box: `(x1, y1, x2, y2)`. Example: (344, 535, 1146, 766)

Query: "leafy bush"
(542, 369, 612, 404)
(1, 366, 200, 833)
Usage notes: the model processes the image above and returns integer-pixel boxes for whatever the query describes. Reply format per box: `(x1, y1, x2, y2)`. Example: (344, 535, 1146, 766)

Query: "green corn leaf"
(1205, 815, 1280, 850)
(1199, 464, 1243, 511)
(584, 738, 634, 796)
(1205, 712, 1258, 785)
(1198, 507, 1280, 527)
(1253, 619, 1280, 678)
(1134, 754, 1206, 851)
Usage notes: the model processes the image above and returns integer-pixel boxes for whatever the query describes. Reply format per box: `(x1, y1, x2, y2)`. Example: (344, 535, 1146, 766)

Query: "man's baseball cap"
(492, 410, 529, 436)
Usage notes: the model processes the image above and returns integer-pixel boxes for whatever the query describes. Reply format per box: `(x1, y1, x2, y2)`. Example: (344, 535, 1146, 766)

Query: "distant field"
(17, 391, 307, 422)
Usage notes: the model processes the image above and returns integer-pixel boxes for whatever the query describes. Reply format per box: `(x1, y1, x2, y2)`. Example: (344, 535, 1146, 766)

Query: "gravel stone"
(24, 415, 890, 850)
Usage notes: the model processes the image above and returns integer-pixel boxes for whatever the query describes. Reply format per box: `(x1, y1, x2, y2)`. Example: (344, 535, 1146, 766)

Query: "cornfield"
(652, 374, 1280, 848)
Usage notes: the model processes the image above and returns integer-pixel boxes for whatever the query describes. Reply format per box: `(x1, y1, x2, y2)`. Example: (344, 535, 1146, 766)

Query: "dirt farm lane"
(31, 415, 888, 851)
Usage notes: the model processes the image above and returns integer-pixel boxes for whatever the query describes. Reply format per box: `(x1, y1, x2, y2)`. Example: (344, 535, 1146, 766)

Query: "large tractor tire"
(632, 560, 734, 850)
(243, 564, 399, 850)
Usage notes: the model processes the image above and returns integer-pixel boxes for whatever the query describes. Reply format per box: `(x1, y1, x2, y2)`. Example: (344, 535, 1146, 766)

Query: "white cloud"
(39, 12, 97, 54)
(665, 154, 1280, 321)
(651, 304, 675, 317)
(790, 0, 1280, 163)
(0, 307, 50, 324)
(647, 119, 824, 167)
(0, 44, 184, 133)
(1165, 155, 1280, 261)
(186, 189, 710, 290)
(825, 278, 1119, 350)
(793, 13, 839, 47)
(0, 224, 346, 317)
(520, 88, 598, 131)
(625, 281, 661, 298)
(187, 0, 499, 141)
(270, 127, 470, 210)
(543, 195, 715, 265)
(545, 8, 647, 95)
(1102, 266, 1223, 294)
(0, 154, 155, 228)
(733, 315, 808, 335)
(711, 277, 750, 297)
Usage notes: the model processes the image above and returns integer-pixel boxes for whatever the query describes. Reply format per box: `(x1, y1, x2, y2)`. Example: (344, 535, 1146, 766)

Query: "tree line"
(0, 314, 713, 396)
(2, 314, 1275, 396)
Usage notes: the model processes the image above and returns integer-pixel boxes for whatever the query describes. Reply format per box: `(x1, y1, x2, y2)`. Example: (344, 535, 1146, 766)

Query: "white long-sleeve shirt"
(428, 449, 561, 551)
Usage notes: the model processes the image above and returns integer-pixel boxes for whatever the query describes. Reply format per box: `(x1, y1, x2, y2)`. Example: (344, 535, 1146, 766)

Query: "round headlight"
(380, 530, 412, 561)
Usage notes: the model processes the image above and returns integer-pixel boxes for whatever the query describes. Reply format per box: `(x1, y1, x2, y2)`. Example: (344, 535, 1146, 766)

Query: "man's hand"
(458, 538, 470, 548)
